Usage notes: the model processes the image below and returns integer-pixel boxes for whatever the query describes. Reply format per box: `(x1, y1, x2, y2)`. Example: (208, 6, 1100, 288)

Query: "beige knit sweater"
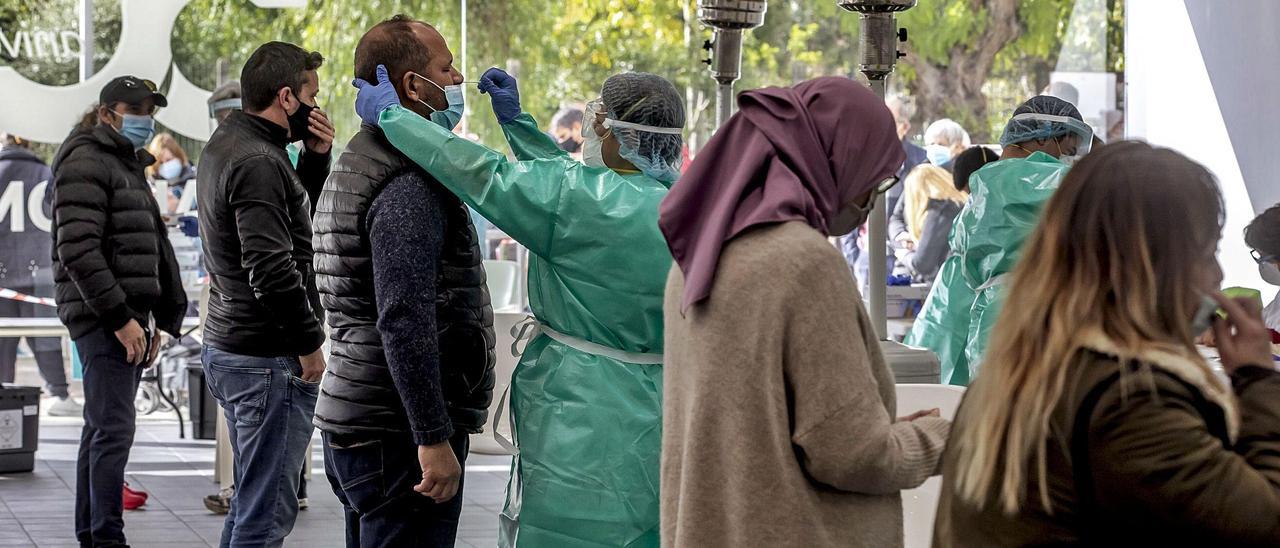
(661, 222, 950, 547)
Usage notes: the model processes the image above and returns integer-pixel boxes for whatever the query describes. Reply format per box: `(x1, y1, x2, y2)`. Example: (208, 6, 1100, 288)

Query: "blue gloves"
(178, 216, 199, 238)
(478, 67, 521, 124)
(352, 64, 400, 126)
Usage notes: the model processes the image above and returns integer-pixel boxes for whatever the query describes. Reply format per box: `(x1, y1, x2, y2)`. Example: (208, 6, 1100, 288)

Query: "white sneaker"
(47, 397, 83, 417)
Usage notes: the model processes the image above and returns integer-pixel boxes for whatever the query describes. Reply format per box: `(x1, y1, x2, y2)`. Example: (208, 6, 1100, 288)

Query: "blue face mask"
(412, 73, 465, 130)
(114, 112, 156, 149)
(925, 144, 952, 167)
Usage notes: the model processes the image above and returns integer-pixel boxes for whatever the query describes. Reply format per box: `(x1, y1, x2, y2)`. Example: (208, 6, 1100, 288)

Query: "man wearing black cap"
(197, 41, 334, 546)
(50, 75, 188, 547)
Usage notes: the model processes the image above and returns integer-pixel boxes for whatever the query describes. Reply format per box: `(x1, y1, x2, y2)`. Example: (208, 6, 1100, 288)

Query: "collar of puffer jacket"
(1078, 329, 1239, 442)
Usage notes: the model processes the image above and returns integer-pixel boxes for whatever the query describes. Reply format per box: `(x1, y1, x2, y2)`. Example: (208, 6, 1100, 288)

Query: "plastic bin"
(0, 385, 41, 473)
(186, 364, 218, 440)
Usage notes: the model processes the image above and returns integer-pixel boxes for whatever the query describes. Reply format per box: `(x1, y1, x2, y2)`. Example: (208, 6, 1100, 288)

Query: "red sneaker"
(123, 482, 149, 501)
(123, 483, 148, 510)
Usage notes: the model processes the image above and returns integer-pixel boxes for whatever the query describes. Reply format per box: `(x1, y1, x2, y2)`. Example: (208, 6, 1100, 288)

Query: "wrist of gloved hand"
(495, 106, 521, 125)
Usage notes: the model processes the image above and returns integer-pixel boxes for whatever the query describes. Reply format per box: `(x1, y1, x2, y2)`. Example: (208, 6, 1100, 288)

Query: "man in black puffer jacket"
(51, 75, 187, 547)
(311, 17, 494, 545)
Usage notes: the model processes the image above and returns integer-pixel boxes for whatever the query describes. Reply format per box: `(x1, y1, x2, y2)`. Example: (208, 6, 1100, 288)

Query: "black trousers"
(73, 327, 142, 547)
(324, 430, 470, 548)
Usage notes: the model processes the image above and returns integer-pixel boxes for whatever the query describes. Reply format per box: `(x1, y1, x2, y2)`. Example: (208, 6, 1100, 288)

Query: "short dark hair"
(951, 146, 999, 192)
(1245, 203, 1280, 259)
(241, 41, 324, 111)
(354, 15, 432, 91)
(553, 107, 584, 130)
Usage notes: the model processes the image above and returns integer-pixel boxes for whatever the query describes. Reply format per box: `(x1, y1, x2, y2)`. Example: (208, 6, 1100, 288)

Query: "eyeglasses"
(107, 105, 159, 117)
(875, 175, 900, 196)
(1251, 249, 1278, 264)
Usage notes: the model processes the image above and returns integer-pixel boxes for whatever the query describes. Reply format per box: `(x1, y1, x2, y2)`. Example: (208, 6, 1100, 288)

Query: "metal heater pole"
(840, 0, 916, 340)
(460, 0, 468, 135)
(711, 27, 744, 126)
(865, 76, 889, 339)
(697, 1, 766, 129)
(716, 82, 733, 127)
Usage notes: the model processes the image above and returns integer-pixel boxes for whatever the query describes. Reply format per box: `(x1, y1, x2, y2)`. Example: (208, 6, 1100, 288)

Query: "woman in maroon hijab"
(657, 77, 951, 547)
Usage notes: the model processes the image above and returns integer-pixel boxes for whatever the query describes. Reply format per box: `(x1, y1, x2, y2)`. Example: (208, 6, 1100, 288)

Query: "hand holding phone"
(1209, 292, 1274, 375)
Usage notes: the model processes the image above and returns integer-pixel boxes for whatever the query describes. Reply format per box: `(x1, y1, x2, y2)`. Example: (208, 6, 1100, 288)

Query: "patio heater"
(697, 0, 767, 127)
(839, 0, 940, 383)
(839, 0, 915, 339)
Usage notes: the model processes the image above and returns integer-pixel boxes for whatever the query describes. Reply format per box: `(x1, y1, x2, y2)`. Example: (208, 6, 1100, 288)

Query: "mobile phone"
(141, 324, 154, 364)
(1190, 295, 1219, 337)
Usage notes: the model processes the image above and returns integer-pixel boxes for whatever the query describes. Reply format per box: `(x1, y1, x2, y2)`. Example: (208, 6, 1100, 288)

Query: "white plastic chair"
(896, 383, 966, 548)
(484, 259, 523, 313)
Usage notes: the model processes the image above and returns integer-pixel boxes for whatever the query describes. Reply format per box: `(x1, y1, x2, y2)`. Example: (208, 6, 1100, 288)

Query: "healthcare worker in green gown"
(354, 64, 684, 547)
(905, 96, 1093, 386)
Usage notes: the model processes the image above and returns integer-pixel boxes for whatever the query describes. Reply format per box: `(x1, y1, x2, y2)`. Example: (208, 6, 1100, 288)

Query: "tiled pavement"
(0, 412, 509, 547)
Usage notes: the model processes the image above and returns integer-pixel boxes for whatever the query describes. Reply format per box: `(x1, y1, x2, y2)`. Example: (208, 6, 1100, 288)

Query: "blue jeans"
(74, 326, 143, 547)
(202, 346, 318, 548)
(323, 430, 469, 547)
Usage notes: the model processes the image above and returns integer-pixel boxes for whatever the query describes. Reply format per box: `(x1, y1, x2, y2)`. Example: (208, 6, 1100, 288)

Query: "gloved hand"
(352, 64, 400, 126)
(478, 67, 521, 124)
(178, 216, 199, 238)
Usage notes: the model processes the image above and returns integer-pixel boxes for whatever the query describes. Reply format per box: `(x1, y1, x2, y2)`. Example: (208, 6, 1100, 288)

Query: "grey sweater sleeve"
(368, 172, 454, 445)
(888, 195, 909, 243)
(785, 235, 949, 494)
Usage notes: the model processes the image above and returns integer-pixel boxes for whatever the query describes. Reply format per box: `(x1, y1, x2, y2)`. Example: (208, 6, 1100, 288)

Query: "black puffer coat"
(51, 124, 187, 338)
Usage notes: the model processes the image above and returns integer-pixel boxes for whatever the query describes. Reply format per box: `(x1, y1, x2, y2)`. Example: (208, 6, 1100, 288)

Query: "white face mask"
(1260, 261, 1280, 286)
(158, 158, 183, 180)
(582, 126, 607, 168)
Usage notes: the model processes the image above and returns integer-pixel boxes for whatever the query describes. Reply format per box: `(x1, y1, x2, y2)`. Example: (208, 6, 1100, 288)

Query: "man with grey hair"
(882, 94, 928, 203)
(1042, 80, 1080, 106)
(207, 80, 243, 127)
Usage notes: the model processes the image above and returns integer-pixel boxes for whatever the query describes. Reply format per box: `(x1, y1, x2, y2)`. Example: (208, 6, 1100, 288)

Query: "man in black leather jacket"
(311, 16, 495, 545)
(51, 75, 188, 547)
(196, 41, 335, 547)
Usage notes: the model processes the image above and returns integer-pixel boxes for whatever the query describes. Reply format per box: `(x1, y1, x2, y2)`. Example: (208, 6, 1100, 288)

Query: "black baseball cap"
(99, 75, 168, 108)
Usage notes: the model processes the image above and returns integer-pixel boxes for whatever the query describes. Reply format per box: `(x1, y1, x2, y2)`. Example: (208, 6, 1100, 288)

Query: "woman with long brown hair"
(935, 141, 1280, 545)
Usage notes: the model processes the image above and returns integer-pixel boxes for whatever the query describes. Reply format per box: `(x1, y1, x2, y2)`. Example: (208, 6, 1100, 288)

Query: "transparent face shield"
(208, 98, 242, 133)
(582, 98, 682, 138)
(583, 97, 684, 181)
(1009, 112, 1095, 156)
(583, 99, 605, 138)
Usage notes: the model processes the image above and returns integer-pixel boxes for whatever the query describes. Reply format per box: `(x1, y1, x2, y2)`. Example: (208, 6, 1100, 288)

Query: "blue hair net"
(600, 72, 685, 182)
(999, 95, 1090, 149)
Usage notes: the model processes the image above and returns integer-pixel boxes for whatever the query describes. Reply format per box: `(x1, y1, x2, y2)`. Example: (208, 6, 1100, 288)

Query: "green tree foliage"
(899, 0, 1124, 141)
(168, 0, 878, 151)
(7, 0, 1123, 151)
